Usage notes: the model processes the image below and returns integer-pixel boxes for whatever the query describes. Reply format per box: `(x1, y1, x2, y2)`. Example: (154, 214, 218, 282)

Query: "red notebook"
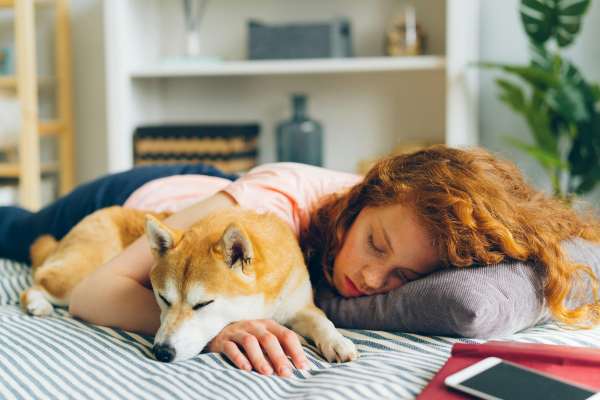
(417, 341, 600, 399)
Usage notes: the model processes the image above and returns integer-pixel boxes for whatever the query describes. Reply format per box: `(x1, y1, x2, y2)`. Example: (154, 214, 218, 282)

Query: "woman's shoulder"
(223, 162, 362, 236)
(231, 162, 362, 204)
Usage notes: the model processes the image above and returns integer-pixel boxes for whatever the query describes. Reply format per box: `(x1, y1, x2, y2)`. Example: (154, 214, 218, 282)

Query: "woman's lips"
(345, 276, 365, 297)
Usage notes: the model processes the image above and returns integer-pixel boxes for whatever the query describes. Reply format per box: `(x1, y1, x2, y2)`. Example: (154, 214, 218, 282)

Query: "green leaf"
(529, 43, 551, 70)
(520, 0, 554, 44)
(546, 84, 589, 123)
(520, 0, 590, 47)
(503, 136, 565, 170)
(528, 113, 558, 154)
(479, 62, 558, 90)
(493, 77, 561, 155)
(495, 78, 527, 112)
(561, 0, 592, 16)
(546, 59, 596, 125)
(575, 177, 600, 194)
(591, 83, 600, 102)
(573, 163, 600, 194)
(567, 109, 600, 195)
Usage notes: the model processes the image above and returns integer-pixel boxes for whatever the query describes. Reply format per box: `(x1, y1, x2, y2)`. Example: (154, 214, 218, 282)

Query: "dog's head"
(146, 208, 303, 362)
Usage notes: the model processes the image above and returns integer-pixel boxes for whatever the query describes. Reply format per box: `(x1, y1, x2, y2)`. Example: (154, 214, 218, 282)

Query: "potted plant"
(480, 0, 600, 203)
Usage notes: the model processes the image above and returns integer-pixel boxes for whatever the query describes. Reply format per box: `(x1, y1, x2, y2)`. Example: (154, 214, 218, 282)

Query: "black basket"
(133, 123, 260, 173)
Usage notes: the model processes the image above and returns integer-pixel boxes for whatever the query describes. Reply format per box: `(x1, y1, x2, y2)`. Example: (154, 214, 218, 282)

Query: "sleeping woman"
(1, 144, 598, 377)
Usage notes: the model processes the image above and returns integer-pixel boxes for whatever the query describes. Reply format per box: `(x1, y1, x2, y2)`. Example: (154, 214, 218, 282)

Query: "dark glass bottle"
(276, 93, 323, 166)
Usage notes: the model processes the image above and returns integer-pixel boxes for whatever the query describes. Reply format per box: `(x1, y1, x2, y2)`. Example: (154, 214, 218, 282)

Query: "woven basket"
(133, 124, 260, 174)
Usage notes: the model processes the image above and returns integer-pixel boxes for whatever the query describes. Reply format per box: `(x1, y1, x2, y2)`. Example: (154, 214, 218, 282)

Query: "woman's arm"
(68, 191, 237, 335)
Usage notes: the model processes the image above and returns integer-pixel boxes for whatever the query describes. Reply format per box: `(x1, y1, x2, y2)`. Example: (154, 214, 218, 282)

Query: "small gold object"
(384, 5, 426, 56)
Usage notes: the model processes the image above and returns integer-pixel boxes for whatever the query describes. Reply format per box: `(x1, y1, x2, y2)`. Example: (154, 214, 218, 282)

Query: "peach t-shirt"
(123, 162, 363, 236)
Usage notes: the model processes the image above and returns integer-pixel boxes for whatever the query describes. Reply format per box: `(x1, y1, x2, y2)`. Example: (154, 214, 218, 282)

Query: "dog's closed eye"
(158, 294, 214, 311)
(193, 300, 214, 311)
(158, 293, 171, 307)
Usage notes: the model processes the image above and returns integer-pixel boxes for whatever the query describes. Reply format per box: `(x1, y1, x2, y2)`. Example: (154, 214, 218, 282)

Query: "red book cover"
(417, 341, 600, 399)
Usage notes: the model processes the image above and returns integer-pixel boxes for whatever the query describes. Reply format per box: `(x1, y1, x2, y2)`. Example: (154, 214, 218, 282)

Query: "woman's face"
(332, 203, 440, 297)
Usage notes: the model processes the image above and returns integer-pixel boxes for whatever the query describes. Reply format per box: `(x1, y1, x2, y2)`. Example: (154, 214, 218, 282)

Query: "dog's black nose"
(153, 344, 176, 363)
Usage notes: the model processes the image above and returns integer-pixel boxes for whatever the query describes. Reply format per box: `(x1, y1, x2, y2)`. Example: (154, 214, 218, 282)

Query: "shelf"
(0, 162, 58, 178)
(130, 56, 446, 78)
(0, 117, 62, 138)
(39, 120, 63, 136)
(0, 75, 55, 89)
(0, 76, 16, 87)
(0, 0, 54, 7)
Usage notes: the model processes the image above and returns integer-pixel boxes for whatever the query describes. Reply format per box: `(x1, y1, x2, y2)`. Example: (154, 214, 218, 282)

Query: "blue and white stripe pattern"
(1, 259, 599, 400)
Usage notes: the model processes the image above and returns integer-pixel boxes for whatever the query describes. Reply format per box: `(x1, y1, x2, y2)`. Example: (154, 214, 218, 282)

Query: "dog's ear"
(145, 215, 182, 256)
(220, 223, 254, 275)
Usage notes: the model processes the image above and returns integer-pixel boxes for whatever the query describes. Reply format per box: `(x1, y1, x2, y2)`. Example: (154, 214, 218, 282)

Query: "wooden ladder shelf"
(0, 0, 75, 210)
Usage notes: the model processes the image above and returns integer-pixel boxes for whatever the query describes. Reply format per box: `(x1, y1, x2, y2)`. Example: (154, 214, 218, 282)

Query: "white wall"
(478, 0, 600, 205)
(70, 0, 107, 183)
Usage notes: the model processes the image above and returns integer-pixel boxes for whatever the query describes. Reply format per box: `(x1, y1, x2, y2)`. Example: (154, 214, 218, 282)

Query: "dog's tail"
(30, 234, 58, 270)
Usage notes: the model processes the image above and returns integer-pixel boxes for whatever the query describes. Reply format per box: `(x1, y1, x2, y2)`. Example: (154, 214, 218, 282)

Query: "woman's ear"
(145, 215, 182, 256)
(220, 223, 254, 275)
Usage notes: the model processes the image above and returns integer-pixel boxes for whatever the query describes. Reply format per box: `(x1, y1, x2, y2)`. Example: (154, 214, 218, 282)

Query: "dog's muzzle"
(153, 343, 176, 363)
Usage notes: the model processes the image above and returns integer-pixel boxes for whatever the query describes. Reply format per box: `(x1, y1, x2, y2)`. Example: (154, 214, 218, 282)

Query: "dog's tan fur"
(150, 209, 305, 301)
(22, 207, 170, 310)
(22, 205, 358, 364)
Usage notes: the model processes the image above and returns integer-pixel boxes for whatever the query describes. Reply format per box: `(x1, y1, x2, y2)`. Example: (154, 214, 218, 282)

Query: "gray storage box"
(248, 17, 353, 60)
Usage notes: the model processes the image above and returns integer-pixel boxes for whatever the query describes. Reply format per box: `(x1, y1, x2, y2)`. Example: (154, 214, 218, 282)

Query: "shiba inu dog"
(21, 206, 358, 364)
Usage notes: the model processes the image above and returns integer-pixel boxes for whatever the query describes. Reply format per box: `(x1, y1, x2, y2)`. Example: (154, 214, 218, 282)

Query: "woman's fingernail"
(261, 366, 273, 375)
(279, 367, 291, 376)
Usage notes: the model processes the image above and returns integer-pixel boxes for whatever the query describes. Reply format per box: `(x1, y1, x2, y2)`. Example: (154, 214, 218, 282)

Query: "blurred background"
(0, 0, 598, 210)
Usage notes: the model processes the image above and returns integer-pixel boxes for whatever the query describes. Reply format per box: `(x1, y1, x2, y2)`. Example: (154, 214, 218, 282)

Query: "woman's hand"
(206, 319, 309, 377)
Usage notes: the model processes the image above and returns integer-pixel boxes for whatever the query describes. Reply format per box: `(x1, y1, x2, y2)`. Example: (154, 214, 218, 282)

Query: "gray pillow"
(315, 238, 600, 338)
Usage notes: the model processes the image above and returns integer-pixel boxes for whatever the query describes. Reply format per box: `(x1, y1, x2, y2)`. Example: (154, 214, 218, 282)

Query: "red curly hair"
(301, 145, 600, 328)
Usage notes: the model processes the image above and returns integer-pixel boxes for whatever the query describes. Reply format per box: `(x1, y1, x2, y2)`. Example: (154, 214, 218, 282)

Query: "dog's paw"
(317, 334, 358, 363)
(20, 288, 54, 317)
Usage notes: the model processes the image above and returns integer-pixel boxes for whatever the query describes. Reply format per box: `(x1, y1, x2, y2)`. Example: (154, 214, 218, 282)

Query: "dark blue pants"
(0, 164, 238, 264)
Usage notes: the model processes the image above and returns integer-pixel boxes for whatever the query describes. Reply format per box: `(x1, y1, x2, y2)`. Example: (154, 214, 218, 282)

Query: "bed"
(2, 258, 599, 400)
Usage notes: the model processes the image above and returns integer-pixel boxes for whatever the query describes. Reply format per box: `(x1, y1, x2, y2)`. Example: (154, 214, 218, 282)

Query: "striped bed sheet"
(1, 258, 599, 400)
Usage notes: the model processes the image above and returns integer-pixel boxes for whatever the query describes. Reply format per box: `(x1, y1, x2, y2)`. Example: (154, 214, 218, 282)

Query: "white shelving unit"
(104, 0, 479, 174)
(130, 56, 446, 78)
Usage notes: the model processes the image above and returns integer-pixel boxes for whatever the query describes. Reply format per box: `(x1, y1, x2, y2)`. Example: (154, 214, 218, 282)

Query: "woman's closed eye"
(367, 232, 385, 256)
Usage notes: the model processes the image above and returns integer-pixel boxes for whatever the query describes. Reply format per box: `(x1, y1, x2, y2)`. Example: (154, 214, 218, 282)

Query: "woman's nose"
(360, 264, 387, 291)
